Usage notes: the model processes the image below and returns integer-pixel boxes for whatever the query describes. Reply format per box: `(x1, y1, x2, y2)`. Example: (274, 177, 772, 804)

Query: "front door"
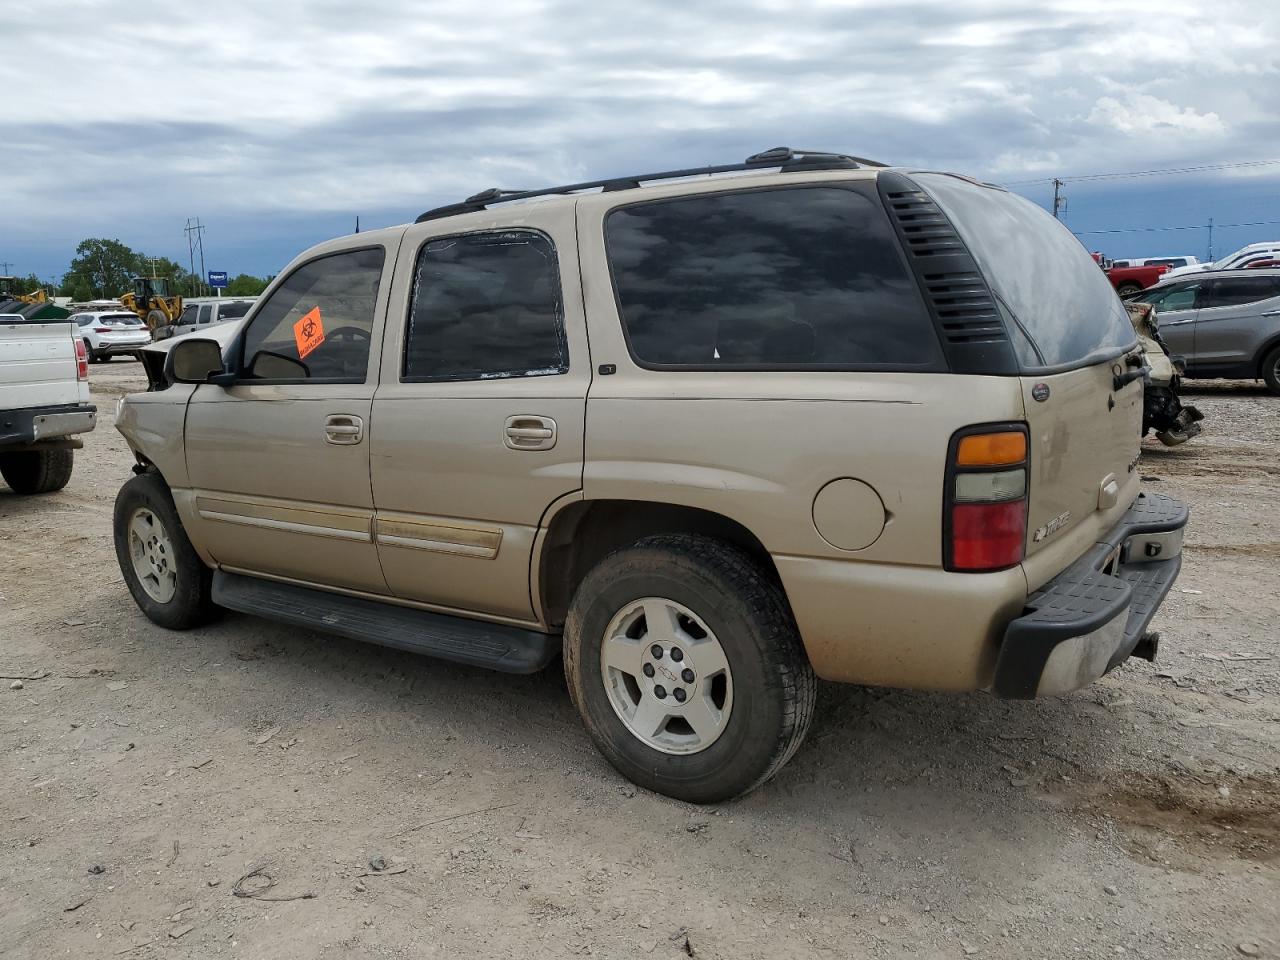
(370, 205, 589, 623)
(183, 243, 397, 594)
(1139, 279, 1201, 362)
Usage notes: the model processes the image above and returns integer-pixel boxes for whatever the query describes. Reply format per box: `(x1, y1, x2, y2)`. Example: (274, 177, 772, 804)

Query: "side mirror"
(165, 338, 226, 384)
(247, 350, 309, 380)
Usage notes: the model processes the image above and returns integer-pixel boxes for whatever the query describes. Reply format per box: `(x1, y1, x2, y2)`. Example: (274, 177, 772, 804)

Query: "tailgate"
(0, 321, 81, 410)
(1020, 358, 1143, 587)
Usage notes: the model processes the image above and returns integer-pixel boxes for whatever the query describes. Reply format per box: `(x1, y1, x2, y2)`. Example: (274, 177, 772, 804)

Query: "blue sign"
(208, 271, 228, 288)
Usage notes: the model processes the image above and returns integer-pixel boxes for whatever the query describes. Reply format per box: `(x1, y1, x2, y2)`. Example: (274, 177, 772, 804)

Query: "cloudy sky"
(3, 0, 1278, 282)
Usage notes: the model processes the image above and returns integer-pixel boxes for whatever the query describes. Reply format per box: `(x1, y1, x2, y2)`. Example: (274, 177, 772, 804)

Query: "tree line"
(5, 239, 273, 302)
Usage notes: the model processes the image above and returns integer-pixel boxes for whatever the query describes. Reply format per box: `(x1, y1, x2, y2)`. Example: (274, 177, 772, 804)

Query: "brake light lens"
(74, 336, 89, 380)
(93, 327, 112, 333)
(946, 425, 1029, 572)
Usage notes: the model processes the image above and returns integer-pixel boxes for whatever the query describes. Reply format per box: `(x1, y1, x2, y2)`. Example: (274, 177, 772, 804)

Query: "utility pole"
(184, 217, 207, 297)
(1206, 217, 1214, 262)
(1052, 179, 1066, 219)
(0, 260, 12, 275)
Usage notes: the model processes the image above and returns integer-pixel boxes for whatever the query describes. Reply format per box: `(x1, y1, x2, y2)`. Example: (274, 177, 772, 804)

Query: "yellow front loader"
(119, 276, 183, 331)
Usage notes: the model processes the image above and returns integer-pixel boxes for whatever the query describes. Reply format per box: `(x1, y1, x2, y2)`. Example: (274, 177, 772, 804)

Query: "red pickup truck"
(1102, 262, 1169, 297)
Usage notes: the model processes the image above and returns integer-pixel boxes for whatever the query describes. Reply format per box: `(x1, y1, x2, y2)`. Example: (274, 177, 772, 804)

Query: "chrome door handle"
(1262, 310, 1280, 317)
(505, 415, 556, 451)
(325, 414, 364, 445)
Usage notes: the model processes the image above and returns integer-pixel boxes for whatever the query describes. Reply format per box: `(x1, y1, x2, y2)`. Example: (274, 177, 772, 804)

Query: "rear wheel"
(1116, 282, 1143, 297)
(113, 472, 215, 629)
(1262, 345, 1280, 395)
(0, 448, 74, 494)
(563, 534, 816, 803)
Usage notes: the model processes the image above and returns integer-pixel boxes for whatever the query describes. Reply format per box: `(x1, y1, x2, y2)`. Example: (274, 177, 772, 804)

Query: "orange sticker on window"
(293, 306, 325, 359)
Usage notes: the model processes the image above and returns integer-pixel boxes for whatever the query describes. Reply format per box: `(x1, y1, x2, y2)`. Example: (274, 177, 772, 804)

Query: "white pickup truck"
(0, 314, 97, 494)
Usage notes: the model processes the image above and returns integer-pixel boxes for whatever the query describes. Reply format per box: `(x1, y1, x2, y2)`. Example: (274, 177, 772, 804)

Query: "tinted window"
(177, 305, 198, 325)
(241, 247, 385, 382)
(217, 301, 254, 321)
(1203, 276, 1280, 308)
(916, 174, 1134, 368)
(197, 305, 212, 324)
(1139, 282, 1201, 313)
(606, 187, 940, 369)
(402, 231, 567, 382)
(76, 316, 92, 326)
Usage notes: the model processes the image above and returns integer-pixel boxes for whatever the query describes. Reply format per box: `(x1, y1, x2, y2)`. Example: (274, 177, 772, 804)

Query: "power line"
(1003, 158, 1280, 187)
(1071, 218, 1280, 236)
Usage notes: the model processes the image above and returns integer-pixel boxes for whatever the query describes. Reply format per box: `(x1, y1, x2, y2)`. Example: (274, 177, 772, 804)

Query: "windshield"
(915, 173, 1135, 369)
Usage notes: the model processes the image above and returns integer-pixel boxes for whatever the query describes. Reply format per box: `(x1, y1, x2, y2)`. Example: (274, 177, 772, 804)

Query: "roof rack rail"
(414, 147, 889, 223)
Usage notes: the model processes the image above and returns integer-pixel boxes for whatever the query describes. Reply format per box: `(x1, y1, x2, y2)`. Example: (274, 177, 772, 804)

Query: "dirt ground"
(2, 362, 1277, 960)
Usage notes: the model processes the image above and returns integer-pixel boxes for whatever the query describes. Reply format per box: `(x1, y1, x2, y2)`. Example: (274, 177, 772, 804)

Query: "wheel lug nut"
(650, 644, 664, 659)
(673, 688, 686, 703)
(681, 668, 695, 683)
(643, 663, 655, 678)
(654, 685, 667, 699)
(670, 647, 683, 662)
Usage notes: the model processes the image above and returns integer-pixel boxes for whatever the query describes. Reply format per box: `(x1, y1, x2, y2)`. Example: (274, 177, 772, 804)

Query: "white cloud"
(1087, 93, 1225, 136)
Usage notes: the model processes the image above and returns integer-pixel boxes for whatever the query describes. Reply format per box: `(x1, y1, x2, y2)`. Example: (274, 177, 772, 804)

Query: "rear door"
(369, 204, 588, 622)
(1193, 275, 1280, 369)
(915, 174, 1143, 579)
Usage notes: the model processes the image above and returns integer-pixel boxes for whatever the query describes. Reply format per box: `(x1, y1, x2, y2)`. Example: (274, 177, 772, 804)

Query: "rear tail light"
(74, 336, 89, 381)
(946, 425, 1029, 572)
(93, 327, 112, 333)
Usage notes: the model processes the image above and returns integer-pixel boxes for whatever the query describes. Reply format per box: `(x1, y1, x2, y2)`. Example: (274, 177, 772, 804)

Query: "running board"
(212, 571, 559, 674)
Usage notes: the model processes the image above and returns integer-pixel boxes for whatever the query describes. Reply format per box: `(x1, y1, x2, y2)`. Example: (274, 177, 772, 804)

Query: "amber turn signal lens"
(956, 431, 1026, 466)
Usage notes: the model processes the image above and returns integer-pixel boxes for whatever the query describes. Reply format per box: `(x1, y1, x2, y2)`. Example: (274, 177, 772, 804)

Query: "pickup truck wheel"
(1116, 282, 1143, 297)
(1262, 345, 1280, 395)
(563, 534, 816, 803)
(113, 472, 215, 630)
(0, 448, 74, 494)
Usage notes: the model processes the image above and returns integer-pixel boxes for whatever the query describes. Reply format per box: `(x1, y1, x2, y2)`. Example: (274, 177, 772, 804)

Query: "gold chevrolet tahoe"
(113, 148, 1188, 802)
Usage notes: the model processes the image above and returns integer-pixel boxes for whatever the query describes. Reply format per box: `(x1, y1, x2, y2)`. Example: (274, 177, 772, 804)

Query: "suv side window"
(402, 230, 568, 382)
(1203, 276, 1280, 308)
(240, 246, 385, 383)
(605, 186, 942, 369)
(1140, 282, 1201, 313)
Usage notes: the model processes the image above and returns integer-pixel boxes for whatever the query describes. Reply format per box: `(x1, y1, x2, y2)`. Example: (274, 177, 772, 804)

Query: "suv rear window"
(605, 185, 943, 369)
(915, 174, 1134, 369)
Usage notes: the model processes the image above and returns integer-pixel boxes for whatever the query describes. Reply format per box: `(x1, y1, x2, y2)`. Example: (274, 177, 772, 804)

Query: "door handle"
(1261, 310, 1280, 317)
(505, 415, 557, 451)
(325, 414, 364, 445)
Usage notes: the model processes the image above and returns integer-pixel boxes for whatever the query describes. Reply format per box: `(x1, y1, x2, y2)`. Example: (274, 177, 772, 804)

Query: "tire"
(1262, 345, 1280, 395)
(1116, 282, 1143, 298)
(113, 471, 215, 629)
(563, 534, 816, 803)
(0, 448, 74, 494)
(83, 339, 100, 363)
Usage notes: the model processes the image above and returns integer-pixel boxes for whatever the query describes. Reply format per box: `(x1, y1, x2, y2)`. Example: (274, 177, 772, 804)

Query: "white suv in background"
(1164, 243, 1280, 279)
(72, 311, 152, 362)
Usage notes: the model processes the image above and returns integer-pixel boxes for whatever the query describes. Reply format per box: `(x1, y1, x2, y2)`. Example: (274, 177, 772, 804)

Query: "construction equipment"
(0, 276, 49, 304)
(0, 277, 68, 321)
(119, 276, 183, 331)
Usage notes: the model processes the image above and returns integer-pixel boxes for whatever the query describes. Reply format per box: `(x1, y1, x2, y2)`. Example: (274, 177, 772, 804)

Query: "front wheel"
(563, 534, 816, 803)
(113, 472, 215, 629)
(1262, 345, 1280, 395)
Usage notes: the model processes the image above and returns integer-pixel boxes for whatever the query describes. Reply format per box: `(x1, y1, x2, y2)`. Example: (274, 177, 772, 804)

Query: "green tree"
(62, 238, 143, 299)
(225, 273, 271, 296)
